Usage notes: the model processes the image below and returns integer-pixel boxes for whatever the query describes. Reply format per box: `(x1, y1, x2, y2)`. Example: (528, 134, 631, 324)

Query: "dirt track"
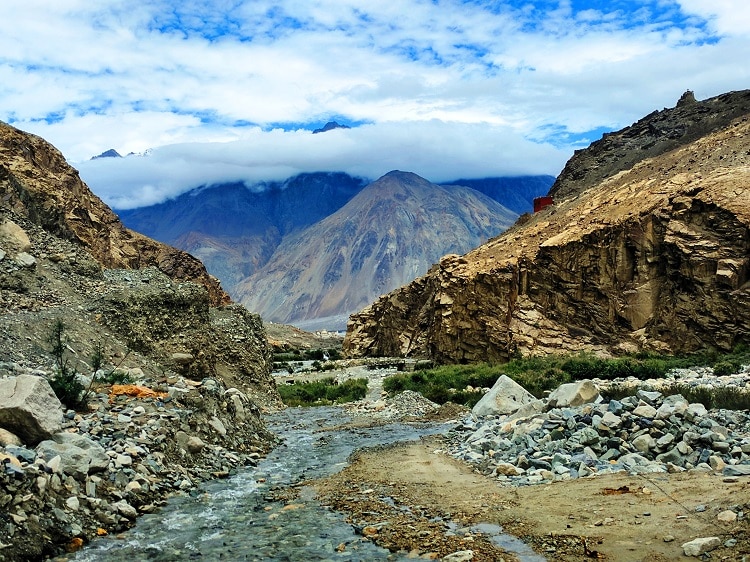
(313, 437, 750, 561)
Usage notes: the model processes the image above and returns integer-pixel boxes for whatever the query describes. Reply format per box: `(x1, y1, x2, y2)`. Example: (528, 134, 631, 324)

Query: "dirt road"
(313, 437, 749, 561)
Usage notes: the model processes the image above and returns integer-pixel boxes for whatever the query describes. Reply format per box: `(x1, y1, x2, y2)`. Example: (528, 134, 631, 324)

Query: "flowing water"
(73, 407, 544, 561)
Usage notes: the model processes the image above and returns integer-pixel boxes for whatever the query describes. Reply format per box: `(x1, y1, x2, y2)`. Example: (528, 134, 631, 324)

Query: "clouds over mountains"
(3, 1, 749, 207)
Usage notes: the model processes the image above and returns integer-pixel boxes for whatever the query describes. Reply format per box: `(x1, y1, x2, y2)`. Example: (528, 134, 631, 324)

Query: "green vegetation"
(273, 347, 342, 373)
(602, 382, 750, 411)
(383, 347, 750, 407)
(47, 320, 133, 409)
(667, 384, 750, 410)
(277, 377, 368, 407)
(47, 319, 87, 409)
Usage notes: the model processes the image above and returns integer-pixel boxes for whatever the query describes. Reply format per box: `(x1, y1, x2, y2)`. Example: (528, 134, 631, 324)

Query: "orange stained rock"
(109, 384, 168, 400)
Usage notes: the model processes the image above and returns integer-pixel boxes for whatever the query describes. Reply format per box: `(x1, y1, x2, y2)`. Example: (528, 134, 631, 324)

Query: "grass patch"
(383, 346, 750, 408)
(277, 378, 367, 407)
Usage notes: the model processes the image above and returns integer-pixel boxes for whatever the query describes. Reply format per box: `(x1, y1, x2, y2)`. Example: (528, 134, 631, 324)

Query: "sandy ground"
(312, 436, 750, 561)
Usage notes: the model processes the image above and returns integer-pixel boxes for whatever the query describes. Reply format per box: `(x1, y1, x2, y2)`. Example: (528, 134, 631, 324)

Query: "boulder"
(547, 380, 600, 408)
(0, 219, 32, 252)
(0, 375, 63, 445)
(471, 375, 536, 417)
(0, 427, 22, 447)
(682, 537, 721, 557)
(36, 433, 109, 480)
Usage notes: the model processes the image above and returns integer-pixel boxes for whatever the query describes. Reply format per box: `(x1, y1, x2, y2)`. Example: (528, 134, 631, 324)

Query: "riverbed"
(71, 407, 450, 561)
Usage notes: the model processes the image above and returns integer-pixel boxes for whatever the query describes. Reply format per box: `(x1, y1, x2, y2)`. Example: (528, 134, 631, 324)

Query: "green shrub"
(277, 378, 367, 407)
(47, 319, 86, 409)
(712, 361, 737, 377)
(664, 383, 750, 410)
(381, 347, 750, 409)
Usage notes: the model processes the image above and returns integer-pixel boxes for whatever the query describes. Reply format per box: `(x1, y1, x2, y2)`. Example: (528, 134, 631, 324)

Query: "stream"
(73, 406, 544, 561)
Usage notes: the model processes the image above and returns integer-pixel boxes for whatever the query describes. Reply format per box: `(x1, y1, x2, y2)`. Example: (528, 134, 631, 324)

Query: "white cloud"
(676, 0, 750, 36)
(78, 121, 569, 209)
(1, 0, 749, 208)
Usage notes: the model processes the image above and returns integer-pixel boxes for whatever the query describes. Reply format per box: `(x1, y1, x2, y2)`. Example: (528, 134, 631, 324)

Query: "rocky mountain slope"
(0, 122, 282, 558)
(344, 90, 750, 362)
(0, 122, 229, 306)
(117, 173, 368, 292)
(116, 173, 551, 321)
(234, 171, 518, 330)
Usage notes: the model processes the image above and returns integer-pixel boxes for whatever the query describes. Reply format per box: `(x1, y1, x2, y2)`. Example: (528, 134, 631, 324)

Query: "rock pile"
(0, 370, 273, 561)
(448, 374, 750, 487)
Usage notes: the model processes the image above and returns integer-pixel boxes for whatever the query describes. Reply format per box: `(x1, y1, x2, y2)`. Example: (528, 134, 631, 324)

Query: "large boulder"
(36, 433, 109, 480)
(547, 380, 601, 408)
(472, 375, 536, 417)
(0, 375, 63, 445)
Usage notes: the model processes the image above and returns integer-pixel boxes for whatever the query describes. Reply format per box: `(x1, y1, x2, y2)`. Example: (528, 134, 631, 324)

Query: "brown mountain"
(0, 121, 229, 306)
(234, 171, 518, 330)
(344, 90, 750, 362)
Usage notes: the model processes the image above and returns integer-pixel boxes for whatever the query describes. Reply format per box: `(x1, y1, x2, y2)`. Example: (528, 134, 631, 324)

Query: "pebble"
(447, 367, 750, 489)
(0, 369, 274, 561)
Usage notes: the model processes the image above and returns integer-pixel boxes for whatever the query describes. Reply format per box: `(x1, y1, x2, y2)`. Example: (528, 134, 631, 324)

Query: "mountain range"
(117, 171, 553, 329)
(344, 89, 750, 361)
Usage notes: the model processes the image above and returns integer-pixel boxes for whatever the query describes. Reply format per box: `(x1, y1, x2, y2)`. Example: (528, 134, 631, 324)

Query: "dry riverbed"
(312, 437, 750, 561)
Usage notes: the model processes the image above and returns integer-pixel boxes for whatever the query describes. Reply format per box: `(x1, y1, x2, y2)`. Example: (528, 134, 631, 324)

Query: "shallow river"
(73, 407, 544, 561)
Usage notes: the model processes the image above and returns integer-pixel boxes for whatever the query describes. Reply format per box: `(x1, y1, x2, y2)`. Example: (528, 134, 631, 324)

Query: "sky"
(1, 1, 749, 209)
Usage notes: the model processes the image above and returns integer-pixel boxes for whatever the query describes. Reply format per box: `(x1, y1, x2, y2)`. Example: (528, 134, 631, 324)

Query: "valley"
(1, 88, 750, 562)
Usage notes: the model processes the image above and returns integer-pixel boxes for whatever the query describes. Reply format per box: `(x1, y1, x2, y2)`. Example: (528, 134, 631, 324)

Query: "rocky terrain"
(312, 367, 750, 561)
(0, 121, 281, 560)
(0, 121, 228, 307)
(344, 90, 750, 362)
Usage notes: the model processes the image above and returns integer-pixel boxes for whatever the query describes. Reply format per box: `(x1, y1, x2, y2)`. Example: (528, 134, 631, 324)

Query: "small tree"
(47, 319, 85, 409)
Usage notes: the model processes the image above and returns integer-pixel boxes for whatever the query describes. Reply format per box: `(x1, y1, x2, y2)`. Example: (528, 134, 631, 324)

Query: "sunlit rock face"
(0, 120, 229, 306)
(345, 90, 750, 362)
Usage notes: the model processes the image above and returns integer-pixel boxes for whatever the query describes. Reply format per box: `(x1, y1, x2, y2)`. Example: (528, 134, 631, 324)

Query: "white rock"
(632, 402, 657, 418)
(0, 375, 64, 445)
(682, 536, 720, 556)
(472, 375, 536, 417)
(547, 380, 600, 408)
(442, 550, 474, 562)
(717, 510, 737, 523)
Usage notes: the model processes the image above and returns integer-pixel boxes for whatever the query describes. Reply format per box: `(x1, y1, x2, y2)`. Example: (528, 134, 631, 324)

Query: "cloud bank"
(1, 1, 749, 208)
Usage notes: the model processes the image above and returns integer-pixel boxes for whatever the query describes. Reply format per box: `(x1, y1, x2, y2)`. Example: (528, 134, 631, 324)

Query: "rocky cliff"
(0, 121, 229, 306)
(344, 91, 750, 362)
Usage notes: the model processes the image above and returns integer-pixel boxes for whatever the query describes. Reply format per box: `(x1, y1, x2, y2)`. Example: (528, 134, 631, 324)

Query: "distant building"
(533, 196, 554, 213)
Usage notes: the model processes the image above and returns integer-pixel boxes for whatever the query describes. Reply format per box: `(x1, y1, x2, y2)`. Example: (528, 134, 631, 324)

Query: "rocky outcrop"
(345, 91, 750, 362)
(549, 90, 750, 201)
(0, 121, 229, 306)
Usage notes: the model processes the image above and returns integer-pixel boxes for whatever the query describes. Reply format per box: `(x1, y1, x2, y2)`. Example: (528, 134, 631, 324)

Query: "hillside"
(234, 171, 518, 330)
(0, 121, 281, 559)
(0, 122, 228, 306)
(344, 90, 750, 362)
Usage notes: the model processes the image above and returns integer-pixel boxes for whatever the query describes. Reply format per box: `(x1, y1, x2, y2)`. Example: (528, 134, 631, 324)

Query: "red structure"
(533, 196, 554, 213)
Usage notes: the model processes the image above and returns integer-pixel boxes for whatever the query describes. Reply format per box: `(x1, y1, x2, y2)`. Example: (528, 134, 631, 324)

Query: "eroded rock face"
(345, 91, 750, 362)
(0, 121, 229, 306)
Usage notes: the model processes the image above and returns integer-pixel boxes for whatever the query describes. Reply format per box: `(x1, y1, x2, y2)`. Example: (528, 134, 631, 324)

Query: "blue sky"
(1, 0, 748, 209)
